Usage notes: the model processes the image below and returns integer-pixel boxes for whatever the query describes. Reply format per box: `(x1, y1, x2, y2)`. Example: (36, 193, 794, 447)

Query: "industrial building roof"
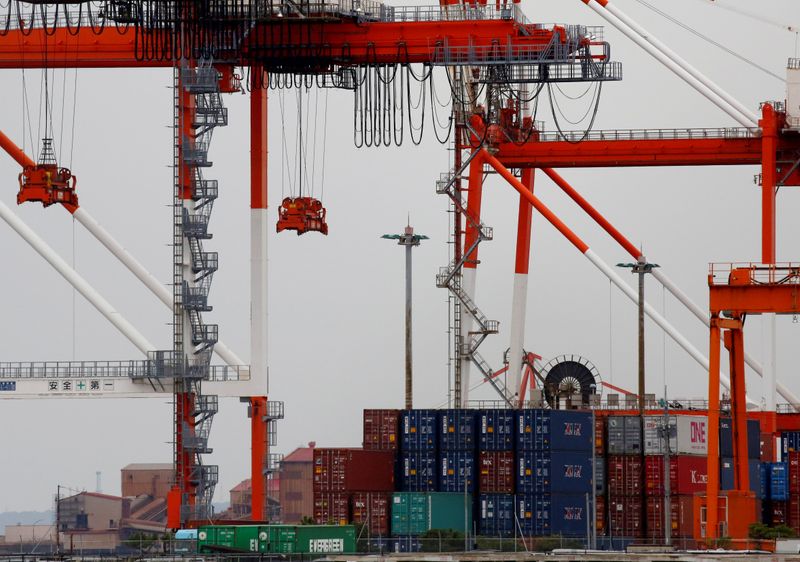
(122, 463, 172, 471)
(282, 443, 315, 463)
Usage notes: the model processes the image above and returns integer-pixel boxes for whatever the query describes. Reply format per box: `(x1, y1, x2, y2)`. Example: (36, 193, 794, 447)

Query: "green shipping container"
(391, 492, 473, 536)
(197, 525, 356, 554)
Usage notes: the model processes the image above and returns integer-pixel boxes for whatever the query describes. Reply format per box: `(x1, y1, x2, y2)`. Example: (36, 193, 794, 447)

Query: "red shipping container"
(760, 432, 775, 462)
(788, 451, 800, 493)
(596, 495, 606, 536)
(645, 496, 695, 539)
(771, 500, 788, 525)
(644, 455, 708, 496)
(313, 448, 395, 492)
(595, 417, 606, 456)
(789, 496, 800, 534)
(351, 492, 390, 536)
(609, 496, 644, 538)
(479, 451, 514, 493)
(607, 455, 642, 496)
(313, 491, 350, 525)
(363, 409, 400, 451)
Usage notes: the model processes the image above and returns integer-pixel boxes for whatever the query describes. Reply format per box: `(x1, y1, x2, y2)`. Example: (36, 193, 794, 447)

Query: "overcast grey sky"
(0, 0, 798, 512)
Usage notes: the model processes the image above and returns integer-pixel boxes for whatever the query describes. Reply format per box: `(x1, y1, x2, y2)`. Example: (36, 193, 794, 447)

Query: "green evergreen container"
(390, 492, 473, 536)
(197, 524, 355, 554)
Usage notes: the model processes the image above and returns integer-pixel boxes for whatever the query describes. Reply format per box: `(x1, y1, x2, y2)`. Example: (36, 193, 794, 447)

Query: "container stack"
(358, 409, 401, 535)
(399, 410, 438, 491)
(515, 410, 594, 537)
(781, 431, 800, 532)
(312, 448, 395, 529)
(762, 461, 789, 526)
(438, 409, 477, 493)
(594, 416, 606, 537)
(719, 418, 763, 502)
(642, 415, 708, 541)
(477, 409, 515, 537)
(607, 416, 643, 538)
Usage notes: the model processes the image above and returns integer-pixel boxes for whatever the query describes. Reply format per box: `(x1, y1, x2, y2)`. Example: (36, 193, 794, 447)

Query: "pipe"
(0, 200, 156, 355)
(580, 0, 758, 128)
(0, 129, 34, 168)
(481, 151, 759, 405)
(588, 0, 760, 127)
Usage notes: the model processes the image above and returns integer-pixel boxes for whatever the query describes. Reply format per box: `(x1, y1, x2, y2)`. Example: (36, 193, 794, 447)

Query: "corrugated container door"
(363, 409, 400, 451)
(478, 493, 514, 537)
(771, 462, 790, 500)
(516, 451, 550, 495)
(398, 451, 437, 492)
(400, 410, 438, 451)
(438, 451, 476, 493)
(479, 409, 515, 451)
(478, 450, 514, 494)
(438, 409, 477, 451)
(351, 492, 390, 536)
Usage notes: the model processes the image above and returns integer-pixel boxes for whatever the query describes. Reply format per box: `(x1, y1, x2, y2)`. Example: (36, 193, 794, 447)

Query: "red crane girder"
(495, 133, 800, 169)
(0, 19, 557, 69)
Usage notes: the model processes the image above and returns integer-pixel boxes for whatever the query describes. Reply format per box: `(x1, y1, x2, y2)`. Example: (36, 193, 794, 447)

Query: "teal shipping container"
(390, 492, 473, 536)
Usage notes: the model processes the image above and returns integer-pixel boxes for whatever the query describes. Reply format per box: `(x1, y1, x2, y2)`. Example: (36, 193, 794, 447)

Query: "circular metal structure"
(540, 354, 601, 408)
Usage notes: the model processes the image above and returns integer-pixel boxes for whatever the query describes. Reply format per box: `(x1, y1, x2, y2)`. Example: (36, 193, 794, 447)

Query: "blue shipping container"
(401, 410, 438, 451)
(478, 493, 514, 537)
(720, 458, 763, 498)
(516, 451, 592, 495)
(438, 451, 476, 493)
(782, 431, 800, 460)
(516, 494, 551, 536)
(478, 409, 515, 451)
(770, 462, 789, 501)
(516, 494, 589, 537)
(398, 451, 438, 492)
(719, 418, 760, 459)
(438, 409, 477, 451)
(516, 410, 593, 452)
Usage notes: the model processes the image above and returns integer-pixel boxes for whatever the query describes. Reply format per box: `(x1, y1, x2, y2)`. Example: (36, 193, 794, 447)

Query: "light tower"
(382, 224, 428, 410)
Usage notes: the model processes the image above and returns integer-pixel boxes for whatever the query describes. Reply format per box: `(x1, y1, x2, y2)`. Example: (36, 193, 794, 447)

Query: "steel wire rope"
(353, 67, 364, 147)
(15, 0, 34, 37)
(64, 2, 83, 36)
(406, 64, 426, 145)
(40, 2, 58, 37)
(429, 70, 453, 144)
(393, 63, 405, 146)
(86, 0, 106, 35)
(320, 88, 328, 201)
(277, 87, 294, 199)
(546, 73, 603, 144)
(548, 79, 599, 125)
(637, 0, 785, 82)
(0, 0, 11, 37)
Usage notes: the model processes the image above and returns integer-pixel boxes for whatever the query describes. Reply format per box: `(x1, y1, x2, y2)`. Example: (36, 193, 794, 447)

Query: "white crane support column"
(581, 0, 759, 128)
(250, 73, 269, 395)
(0, 200, 156, 355)
(508, 168, 535, 407)
(586, 0, 760, 127)
(72, 207, 246, 367)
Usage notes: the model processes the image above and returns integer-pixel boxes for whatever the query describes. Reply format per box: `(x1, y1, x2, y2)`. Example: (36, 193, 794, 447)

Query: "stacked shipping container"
(399, 410, 438, 492)
(642, 415, 708, 541)
(477, 409, 515, 537)
(438, 409, 477, 493)
(515, 410, 594, 537)
(607, 416, 643, 538)
(312, 448, 395, 530)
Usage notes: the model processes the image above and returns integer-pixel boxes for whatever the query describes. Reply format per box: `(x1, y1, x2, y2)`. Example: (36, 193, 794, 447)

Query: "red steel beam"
(496, 136, 765, 168)
(0, 19, 552, 68)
